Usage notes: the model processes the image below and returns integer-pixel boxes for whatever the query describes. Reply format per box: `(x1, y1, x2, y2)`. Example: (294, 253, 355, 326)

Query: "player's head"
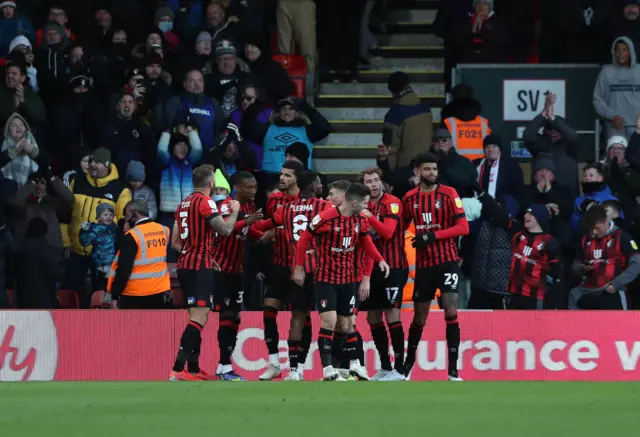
(297, 170, 322, 197)
(124, 199, 150, 227)
(280, 161, 304, 192)
(343, 182, 370, 215)
(358, 167, 383, 201)
(327, 180, 349, 206)
(192, 164, 216, 196)
(602, 199, 622, 221)
(584, 205, 610, 238)
(233, 171, 257, 203)
(413, 152, 438, 187)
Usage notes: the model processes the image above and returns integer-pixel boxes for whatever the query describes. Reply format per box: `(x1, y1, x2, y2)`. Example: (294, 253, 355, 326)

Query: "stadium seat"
(58, 289, 80, 309)
(5, 289, 15, 308)
(171, 288, 185, 308)
(90, 290, 108, 309)
(272, 54, 307, 98)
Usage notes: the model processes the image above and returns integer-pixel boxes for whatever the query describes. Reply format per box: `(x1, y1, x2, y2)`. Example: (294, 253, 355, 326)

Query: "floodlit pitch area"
(1, 382, 638, 436)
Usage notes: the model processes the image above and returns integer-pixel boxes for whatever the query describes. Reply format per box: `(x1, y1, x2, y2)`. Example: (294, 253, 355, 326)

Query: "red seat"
(272, 54, 307, 98)
(91, 290, 108, 309)
(171, 288, 185, 308)
(5, 289, 15, 308)
(58, 289, 79, 309)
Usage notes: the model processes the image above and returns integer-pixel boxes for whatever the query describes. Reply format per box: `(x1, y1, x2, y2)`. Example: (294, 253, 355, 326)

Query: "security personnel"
(106, 200, 170, 309)
(444, 115, 491, 160)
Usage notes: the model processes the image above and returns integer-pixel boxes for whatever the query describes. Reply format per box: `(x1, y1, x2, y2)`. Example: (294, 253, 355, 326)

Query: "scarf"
(477, 158, 500, 198)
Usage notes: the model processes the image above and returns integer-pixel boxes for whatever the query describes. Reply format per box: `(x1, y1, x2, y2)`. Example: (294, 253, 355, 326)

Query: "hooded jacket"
(0, 113, 38, 185)
(593, 37, 640, 132)
(0, 13, 35, 58)
(570, 184, 620, 232)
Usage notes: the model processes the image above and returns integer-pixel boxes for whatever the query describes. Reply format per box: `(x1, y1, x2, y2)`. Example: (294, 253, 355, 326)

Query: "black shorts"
(178, 268, 215, 309)
(315, 282, 357, 317)
(366, 268, 409, 310)
(264, 265, 292, 303)
(289, 276, 314, 313)
(213, 271, 244, 312)
(413, 262, 462, 302)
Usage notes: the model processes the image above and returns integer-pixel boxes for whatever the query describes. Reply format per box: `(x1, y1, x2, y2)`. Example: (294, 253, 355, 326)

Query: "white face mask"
(158, 21, 173, 33)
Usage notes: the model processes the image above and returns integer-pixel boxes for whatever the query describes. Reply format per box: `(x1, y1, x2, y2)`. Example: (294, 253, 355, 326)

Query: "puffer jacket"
(79, 222, 117, 268)
(62, 164, 131, 255)
(470, 220, 512, 295)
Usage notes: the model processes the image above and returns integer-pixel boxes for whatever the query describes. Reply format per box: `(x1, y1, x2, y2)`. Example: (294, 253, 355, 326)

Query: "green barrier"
(452, 64, 602, 162)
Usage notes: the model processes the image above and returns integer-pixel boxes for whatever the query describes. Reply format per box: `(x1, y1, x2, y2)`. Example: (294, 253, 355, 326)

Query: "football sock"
(318, 328, 333, 368)
(218, 318, 236, 366)
(232, 318, 240, 349)
(353, 327, 365, 365)
(263, 306, 279, 357)
(186, 335, 202, 374)
(388, 321, 405, 374)
(345, 332, 360, 362)
(404, 322, 424, 375)
(173, 320, 202, 372)
(370, 322, 392, 371)
(288, 339, 301, 370)
(445, 315, 460, 374)
(298, 316, 312, 367)
(331, 331, 346, 368)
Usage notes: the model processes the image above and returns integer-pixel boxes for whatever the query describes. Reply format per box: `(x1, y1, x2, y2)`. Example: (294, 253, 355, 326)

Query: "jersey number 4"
(179, 211, 189, 239)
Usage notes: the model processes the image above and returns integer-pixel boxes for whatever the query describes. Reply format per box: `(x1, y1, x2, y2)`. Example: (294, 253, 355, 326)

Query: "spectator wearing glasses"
(34, 5, 76, 48)
(431, 127, 477, 196)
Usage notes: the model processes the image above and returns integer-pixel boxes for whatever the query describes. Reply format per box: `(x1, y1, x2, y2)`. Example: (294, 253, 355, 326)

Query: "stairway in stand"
(314, 0, 444, 181)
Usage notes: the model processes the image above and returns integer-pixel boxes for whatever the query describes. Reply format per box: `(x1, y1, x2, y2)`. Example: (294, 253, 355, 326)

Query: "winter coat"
(449, 11, 512, 63)
(206, 67, 257, 118)
(102, 116, 156, 177)
(0, 81, 45, 128)
(521, 182, 574, 252)
(383, 89, 433, 169)
(570, 185, 620, 232)
(0, 15, 35, 58)
(473, 156, 524, 201)
(131, 185, 158, 220)
(470, 220, 512, 295)
(34, 34, 71, 105)
(157, 130, 203, 213)
(231, 104, 272, 170)
(79, 222, 117, 268)
(246, 52, 293, 104)
(15, 237, 64, 309)
(433, 148, 477, 197)
(0, 113, 38, 186)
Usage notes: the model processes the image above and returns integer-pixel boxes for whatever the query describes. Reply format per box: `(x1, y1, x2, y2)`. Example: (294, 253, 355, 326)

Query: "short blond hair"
(192, 164, 215, 189)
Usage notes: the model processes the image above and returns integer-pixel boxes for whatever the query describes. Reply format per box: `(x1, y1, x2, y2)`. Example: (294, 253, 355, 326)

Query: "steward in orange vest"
(444, 115, 491, 160)
(106, 200, 170, 309)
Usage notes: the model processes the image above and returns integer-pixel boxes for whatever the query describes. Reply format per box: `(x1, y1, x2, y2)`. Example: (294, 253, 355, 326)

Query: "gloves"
(578, 198, 596, 213)
(412, 232, 436, 248)
(80, 221, 91, 231)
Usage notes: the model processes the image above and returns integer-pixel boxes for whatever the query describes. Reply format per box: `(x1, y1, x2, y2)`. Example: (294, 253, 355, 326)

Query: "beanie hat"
(215, 39, 236, 57)
(607, 135, 628, 151)
(126, 160, 146, 181)
(525, 204, 550, 231)
(483, 134, 502, 150)
(285, 142, 310, 166)
(0, 2, 17, 9)
(91, 147, 111, 167)
(144, 51, 164, 67)
(169, 133, 190, 154)
(8, 35, 30, 53)
(450, 83, 474, 101)
(25, 217, 48, 239)
(387, 71, 410, 94)
(473, 0, 494, 8)
(154, 6, 174, 24)
(214, 168, 231, 193)
(432, 127, 452, 140)
(196, 31, 213, 44)
(42, 21, 68, 45)
(96, 203, 115, 217)
(534, 157, 556, 174)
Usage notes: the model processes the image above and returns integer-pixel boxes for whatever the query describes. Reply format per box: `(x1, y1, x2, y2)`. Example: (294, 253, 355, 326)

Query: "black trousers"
(320, 0, 367, 72)
(119, 292, 167, 309)
(507, 294, 544, 310)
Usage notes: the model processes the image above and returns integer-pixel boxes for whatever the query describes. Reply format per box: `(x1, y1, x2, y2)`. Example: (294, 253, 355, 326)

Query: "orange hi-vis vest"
(402, 223, 440, 311)
(444, 116, 491, 160)
(106, 221, 171, 296)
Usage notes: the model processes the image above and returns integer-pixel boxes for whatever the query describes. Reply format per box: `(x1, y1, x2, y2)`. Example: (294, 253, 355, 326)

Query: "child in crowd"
(212, 168, 231, 202)
(79, 203, 117, 291)
(127, 160, 158, 220)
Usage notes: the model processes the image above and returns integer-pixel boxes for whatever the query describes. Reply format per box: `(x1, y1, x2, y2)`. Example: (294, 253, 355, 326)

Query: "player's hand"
(361, 209, 372, 218)
(80, 221, 91, 231)
(605, 283, 616, 294)
(228, 200, 241, 213)
(260, 229, 275, 243)
(109, 300, 119, 309)
(212, 259, 222, 272)
(378, 260, 390, 278)
(292, 266, 305, 287)
(412, 232, 435, 248)
(358, 276, 370, 301)
(245, 208, 263, 225)
(578, 198, 596, 213)
(581, 262, 595, 273)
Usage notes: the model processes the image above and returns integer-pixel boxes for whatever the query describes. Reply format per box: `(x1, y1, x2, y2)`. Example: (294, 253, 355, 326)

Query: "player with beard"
(212, 172, 264, 380)
(170, 165, 240, 381)
(294, 182, 390, 381)
(253, 171, 330, 380)
(259, 161, 304, 380)
(402, 153, 469, 381)
(359, 168, 408, 381)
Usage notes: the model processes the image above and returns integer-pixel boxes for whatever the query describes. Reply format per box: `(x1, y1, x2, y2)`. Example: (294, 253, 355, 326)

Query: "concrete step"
(388, 1, 441, 10)
(373, 46, 443, 57)
(386, 22, 433, 34)
(318, 133, 382, 146)
(318, 106, 442, 122)
(316, 95, 444, 108)
(388, 9, 437, 22)
(319, 82, 444, 96)
(357, 71, 444, 83)
(313, 158, 377, 173)
(314, 146, 378, 159)
(370, 56, 443, 70)
(377, 33, 442, 47)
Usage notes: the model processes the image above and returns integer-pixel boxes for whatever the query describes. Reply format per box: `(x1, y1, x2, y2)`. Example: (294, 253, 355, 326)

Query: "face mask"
(581, 181, 605, 194)
(212, 194, 227, 202)
(158, 21, 173, 33)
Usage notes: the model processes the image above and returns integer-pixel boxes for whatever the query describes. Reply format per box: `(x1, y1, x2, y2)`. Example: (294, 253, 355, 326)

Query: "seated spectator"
(126, 160, 157, 221)
(0, 112, 38, 185)
(206, 122, 255, 179)
(594, 37, 640, 139)
(35, 20, 72, 106)
(35, 5, 76, 48)
(201, 1, 240, 45)
(430, 128, 476, 196)
(102, 92, 156, 176)
(0, 62, 45, 128)
(163, 69, 224, 151)
(524, 92, 580, 199)
(570, 163, 621, 232)
(79, 203, 117, 291)
(15, 217, 63, 309)
(473, 134, 523, 200)
(601, 135, 640, 215)
(448, 0, 511, 64)
(0, 1, 34, 58)
(4, 36, 37, 91)
(154, 6, 180, 53)
(208, 39, 254, 118)
(603, 199, 632, 234)
(230, 83, 272, 171)
(243, 35, 293, 104)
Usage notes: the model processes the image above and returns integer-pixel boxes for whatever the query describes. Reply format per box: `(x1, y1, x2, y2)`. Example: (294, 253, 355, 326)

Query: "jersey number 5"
(179, 211, 189, 239)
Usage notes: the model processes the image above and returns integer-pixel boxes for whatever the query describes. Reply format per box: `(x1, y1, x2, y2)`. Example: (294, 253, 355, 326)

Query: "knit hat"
(144, 51, 164, 67)
(170, 133, 190, 154)
(42, 21, 68, 46)
(0, 2, 16, 9)
(483, 134, 502, 150)
(126, 160, 146, 181)
(278, 96, 298, 109)
(196, 31, 213, 44)
(607, 135, 628, 151)
(387, 71, 410, 94)
(285, 142, 310, 166)
(8, 35, 30, 53)
(473, 0, 494, 8)
(214, 168, 231, 193)
(154, 6, 174, 24)
(525, 204, 550, 231)
(91, 147, 111, 167)
(96, 203, 115, 217)
(432, 127, 452, 140)
(534, 157, 556, 174)
(215, 39, 236, 57)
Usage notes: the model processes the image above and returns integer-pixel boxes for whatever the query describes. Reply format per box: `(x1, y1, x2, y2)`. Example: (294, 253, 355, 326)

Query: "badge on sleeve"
(455, 198, 463, 208)
(390, 203, 399, 214)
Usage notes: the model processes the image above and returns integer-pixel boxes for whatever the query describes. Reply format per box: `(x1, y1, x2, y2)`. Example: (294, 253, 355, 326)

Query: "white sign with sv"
(503, 80, 566, 121)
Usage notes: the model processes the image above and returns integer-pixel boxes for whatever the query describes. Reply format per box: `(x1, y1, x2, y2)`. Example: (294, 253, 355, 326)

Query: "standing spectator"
(375, 143, 418, 199)
(613, 1, 640, 55)
(195, 1, 240, 46)
(0, 112, 38, 185)
(383, 72, 433, 169)
(243, 35, 293, 104)
(126, 160, 157, 221)
(570, 163, 621, 232)
(171, 0, 204, 34)
(143, 53, 173, 134)
(6, 36, 37, 91)
(154, 6, 179, 53)
(130, 29, 168, 68)
(206, 122, 256, 179)
(601, 135, 640, 217)
(593, 37, 640, 140)
(473, 134, 524, 200)
(79, 203, 117, 291)
(320, 0, 366, 82)
(15, 217, 64, 309)
(34, 20, 71, 106)
(62, 150, 90, 188)
(276, 0, 316, 74)
(524, 92, 580, 199)
(184, 31, 213, 76)
(431, 128, 477, 196)
(230, 83, 272, 171)
(0, 62, 45, 128)
(34, 5, 75, 48)
(0, 1, 34, 58)
(208, 39, 254, 118)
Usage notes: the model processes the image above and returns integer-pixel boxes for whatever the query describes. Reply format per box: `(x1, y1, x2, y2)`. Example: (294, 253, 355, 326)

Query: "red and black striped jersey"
(267, 191, 299, 267)
(212, 199, 256, 275)
(271, 197, 332, 273)
(402, 185, 466, 268)
(309, 208, 370, 284)
(368, 193, 408, 270)
(507, 230, 560, 299)
(578, 227, 638, 289)
(176, 191, 219, 271)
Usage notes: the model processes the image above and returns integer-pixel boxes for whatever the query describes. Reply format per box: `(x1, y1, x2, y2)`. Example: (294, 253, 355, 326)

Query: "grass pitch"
(1, 382, 638, 437)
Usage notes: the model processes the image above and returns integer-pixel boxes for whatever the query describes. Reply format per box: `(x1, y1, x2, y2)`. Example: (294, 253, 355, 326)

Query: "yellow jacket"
(62, 164, 131, 255)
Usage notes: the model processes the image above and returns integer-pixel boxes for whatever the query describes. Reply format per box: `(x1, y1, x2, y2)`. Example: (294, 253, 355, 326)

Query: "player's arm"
(402, 196, 413, 232)
(209, 200, 240, 236)
(248, 225, 264, 240)
(610, 233, 640, 290)
(107, 233, 138, 303)
(253, 207, 282, 232)
(358, 233, 389, 278)
(367, 213, 398, 240)
(171, 221, 181, 251)
(233, 208, 264, 231)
